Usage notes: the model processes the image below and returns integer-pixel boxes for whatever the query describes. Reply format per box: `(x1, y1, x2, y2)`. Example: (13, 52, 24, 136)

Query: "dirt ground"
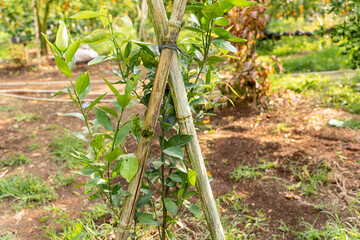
(0, 63, 359, 239)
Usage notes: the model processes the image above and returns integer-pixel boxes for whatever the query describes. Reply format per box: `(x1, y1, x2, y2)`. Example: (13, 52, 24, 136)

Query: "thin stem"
(160, 101, 167, 240)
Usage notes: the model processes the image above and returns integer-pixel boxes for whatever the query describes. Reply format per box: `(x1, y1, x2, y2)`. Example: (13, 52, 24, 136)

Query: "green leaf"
(124, 42, 132, 58)
(80, 166, 98, 177)
(72, 132, 88, 142)
(75, 72, 90, 95)
(184, 26, 204, 33)
(114, 121, 133, 146)
(138, 213, 158, 225)
(117, 94, 132, 111)
(85, 177, 106, 195)
(164, 198, 178, 215)
(50, 88, 67, 98)
(82, 29, 108, 43)
(212, 39, 237, 53)
(214, 17, 229, 26)
(54, 55, 71, 77)
(207, 56, 225, 65)
(188, 169, 197, 186)
(86, 93, 107, 113)
(70, 11, 101, 19)
(225, 36, 246, 42)
(166, 135, 193, 148)
(120, 154, 138, 182)
(187, 203, 201, 216)
(168, 173, 183, 183)
(212, 27, 231, 38)
(88, 55, 107, 65)
(105, 147, 122, 163)
(99, 6, 110, 27)
(137, 193, 152, 208)
(94, 107, 113, 131)
(41, 33, 61, 57)
(100, 74, 120, 97)
(163, 146, 184, 159)
(65, 39, 81, 63)
(201, 3, 223, 20)
(63, 112, 85, 122)
(56, 21, 69, 51)
(99, 106, 118, 118)
(227, 0, 256, 7)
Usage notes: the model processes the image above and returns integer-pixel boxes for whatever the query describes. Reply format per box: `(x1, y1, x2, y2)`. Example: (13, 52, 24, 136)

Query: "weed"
(26, 132, 37, 138)
(219, 188, 249, 213)
(27, 143, 39, 150)
(230, 158, 276, 180)
(0, 230, 17, 240)
(0, 106, 13, 112)
(0, 174, 57, 207)
(343, 118, 360, 129)
(12, 112, 41, 122)
(42, 206, 114, 240)
(44, 124, 58, 130)
(0, 153, 30, 167)
(288, 161, 329, 196)
(297, 210, 360, 239)
(271, 122, 291, 134)
(51, 171, 75, 187)
(48, 133, 86, 169)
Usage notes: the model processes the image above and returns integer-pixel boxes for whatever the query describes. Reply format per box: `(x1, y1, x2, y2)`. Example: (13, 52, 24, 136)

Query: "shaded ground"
(0, 65, 359, 239)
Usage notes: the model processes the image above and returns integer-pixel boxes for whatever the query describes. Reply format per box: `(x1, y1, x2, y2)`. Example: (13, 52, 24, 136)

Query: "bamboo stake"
(148, 0, 226, 239)
(115, 0, 187, 239)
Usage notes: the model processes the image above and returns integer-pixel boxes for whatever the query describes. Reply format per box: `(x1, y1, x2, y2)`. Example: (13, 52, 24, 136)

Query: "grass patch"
(42, 205, 113, 240)
(0, 230, 17, 240)
(257, 36, 329, 57)
(48, 132, 86, 169)
(287, 161, 329, 196)
(0, 106, 13, 112)
(27, 143, 40, 150)
(0, 153, 30, 167)
(12, 112, 41, 122)
(281, 45, 351, 73)
(50, 171, 75, 187)
(297, 210, 360, 239)
(230, 158, 276, 180)
(270, 74, 360, 114)
(0, 174, 57, 207)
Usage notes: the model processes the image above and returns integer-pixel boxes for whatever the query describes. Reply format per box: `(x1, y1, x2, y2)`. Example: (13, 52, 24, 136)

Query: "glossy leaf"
(138, 213, 158, 225)
(54, 55, 71, 77)
(188, 169, 197, 186)
(99, 106, 118, 118)
(63, 112, 85, 122)
(168, 174, 183, 183)
(117, 94, 132, 111)
(212, 27, 231, 38)
(86, 93, 107, 113)
(120, 154, 138, 182)
(41, 33, 60, 56)
(184, 26, 204, 33)
(212, 39, 237, 53)
(214, 17, 229, 26)
(105, 147, 122, 163)
(201, 3, 223, 20)
(99, 6, 110, 27)
(70, 11, 101, 19)
(100, 74, 120, 97)
(163, 146, 184, 159)
(164, 198, 178, 215)
(114, 120, 133, 146)
(166, 135, 193, 148)
(88, 55, 107, 65)
(85, 177, 106, 195)
(94, 107, 113, 131)
(75, 72, 90, 95)
(65, 39, 81, 63)
(82, 29, 108, 43)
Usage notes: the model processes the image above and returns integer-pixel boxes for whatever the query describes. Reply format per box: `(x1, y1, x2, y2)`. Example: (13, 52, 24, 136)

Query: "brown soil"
(0, 65, 359, 239)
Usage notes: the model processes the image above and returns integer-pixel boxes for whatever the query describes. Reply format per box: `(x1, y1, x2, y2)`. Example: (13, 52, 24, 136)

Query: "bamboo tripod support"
(116, 0, 226, 239)
(148, 0, 226, 239)
(115, 0, 187, 239)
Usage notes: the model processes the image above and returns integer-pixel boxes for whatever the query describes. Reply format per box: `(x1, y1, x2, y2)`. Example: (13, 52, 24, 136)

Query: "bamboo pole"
(33, 0, 41, 69)
(148, 0, 226, 239)
(115, 0, 187, 239)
